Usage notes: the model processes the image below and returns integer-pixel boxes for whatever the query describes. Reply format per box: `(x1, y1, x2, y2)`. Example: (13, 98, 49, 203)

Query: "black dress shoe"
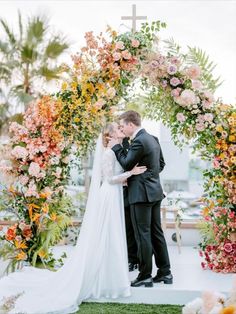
(129, 263, 138, 272)
(153, 273, 173, 284)
(131, 276, 153, 287)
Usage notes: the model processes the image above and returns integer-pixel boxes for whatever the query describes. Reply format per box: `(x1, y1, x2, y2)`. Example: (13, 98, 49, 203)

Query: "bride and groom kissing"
(0, 110, 172, 314)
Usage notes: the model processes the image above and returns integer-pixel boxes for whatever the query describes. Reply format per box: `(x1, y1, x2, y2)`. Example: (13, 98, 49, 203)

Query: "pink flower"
(167, 64, 177, 75)
(176, 112, 186, 122)
(107, 87, 116, 99)
(150, 60, 159, 69)
(131, 39, 140, 48)
(19, 175, 29, 185)
(195, 123, 205, 132)
(224, 242, 233, 253)
(55, 167, 62, 178)
(175, 89, 198, 107)
(191, 80, 203, 90)
(204, 113, 214, 122)
(94, 99, 105, 109)
(170, 77, 180, 86)
(213, 159, 220, 169)
(11, 146, 28, 160)
(115, 41, 125, 50)
(28, 162, 41, 177)
(25, 180, 38, 198)
(202, 100, 213, 110)
(171, 88, 181, 97)
(122, 50, 132, 60)
(185, 64, 201, 79)
(204, 91, 215, 103)
(112, 52, 121, 61)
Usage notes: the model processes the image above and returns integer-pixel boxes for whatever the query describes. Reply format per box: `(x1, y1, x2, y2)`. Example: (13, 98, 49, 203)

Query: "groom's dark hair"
(119, 110, 141, 126)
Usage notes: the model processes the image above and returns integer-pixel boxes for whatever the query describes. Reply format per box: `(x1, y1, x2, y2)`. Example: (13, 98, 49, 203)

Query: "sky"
(0, 0, 236, 104)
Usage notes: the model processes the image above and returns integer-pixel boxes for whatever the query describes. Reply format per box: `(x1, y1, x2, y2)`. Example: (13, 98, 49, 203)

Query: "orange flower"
(16, 250, 27, 261)
(22, 225, 32, 240)
(41, 203, 49, 214)
(28, 203, 40, 221)
(220, 305, 236, 314)
(202, 207, 209, 216)
(5, 226, 16, 241)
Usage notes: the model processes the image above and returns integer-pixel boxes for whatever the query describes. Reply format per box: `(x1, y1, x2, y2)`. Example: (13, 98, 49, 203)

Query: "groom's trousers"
(130, 200, 170, 278)
(123, 186, 138, 264)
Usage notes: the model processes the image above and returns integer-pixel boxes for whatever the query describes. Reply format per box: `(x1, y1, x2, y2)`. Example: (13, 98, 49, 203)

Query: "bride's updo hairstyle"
(102, 122, 117, 147)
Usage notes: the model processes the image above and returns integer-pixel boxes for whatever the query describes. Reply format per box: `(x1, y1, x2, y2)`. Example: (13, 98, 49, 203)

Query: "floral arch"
(0, 21, 235, 273)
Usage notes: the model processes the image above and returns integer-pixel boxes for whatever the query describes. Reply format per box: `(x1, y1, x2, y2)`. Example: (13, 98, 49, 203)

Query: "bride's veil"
(3, 134, 106, 314)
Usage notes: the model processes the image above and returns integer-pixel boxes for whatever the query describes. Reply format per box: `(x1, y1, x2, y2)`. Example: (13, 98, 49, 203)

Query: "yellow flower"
(216, 125, 224, 132)
(229, 135, 236, 142)
(14, 240, 28, 249)
(50, 213, 57, 221)
(38, 249, 47, 258)
(74, 117, 80, 123)
(28, 203, 40, 221)
(61, 82, 68, 90)
(42, 203, 49, 214)
(16, 250, 27, 261)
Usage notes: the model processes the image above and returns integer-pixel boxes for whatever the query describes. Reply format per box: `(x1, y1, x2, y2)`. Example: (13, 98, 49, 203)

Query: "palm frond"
(0, 40, 9, 55)
(163, 37, 181, 56)
(45, 37, 69, 59)
(0, 19, 16, 45)
(37, 65, 62, 80)
(18, 11, 23, 41)
(186, 46, 222, 92)
(21, 44, 38, 63)
(27, 16, 47, 43)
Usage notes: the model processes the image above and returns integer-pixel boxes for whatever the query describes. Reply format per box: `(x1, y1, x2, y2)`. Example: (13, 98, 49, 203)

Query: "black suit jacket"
(112, 129, 165, 204)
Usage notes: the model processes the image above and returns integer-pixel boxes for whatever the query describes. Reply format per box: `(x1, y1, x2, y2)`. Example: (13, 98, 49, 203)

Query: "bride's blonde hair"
(102, 122, 117, 147)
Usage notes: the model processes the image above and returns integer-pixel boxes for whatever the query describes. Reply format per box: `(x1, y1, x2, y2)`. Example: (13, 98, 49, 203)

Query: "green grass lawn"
(78, 303, 183, 313)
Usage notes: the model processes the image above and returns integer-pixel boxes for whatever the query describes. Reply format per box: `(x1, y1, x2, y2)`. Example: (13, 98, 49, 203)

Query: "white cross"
(121, 4, 147, 33)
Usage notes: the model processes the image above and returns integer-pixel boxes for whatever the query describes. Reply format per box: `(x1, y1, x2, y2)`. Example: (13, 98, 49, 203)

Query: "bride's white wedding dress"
(0, 135, 131, 313)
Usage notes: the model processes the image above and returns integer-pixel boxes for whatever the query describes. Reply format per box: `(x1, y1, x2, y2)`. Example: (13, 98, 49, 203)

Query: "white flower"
(182, 298, 203, 314)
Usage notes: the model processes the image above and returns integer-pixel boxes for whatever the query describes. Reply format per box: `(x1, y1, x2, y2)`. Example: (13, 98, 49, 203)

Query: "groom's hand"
(108, 138, 120, 148)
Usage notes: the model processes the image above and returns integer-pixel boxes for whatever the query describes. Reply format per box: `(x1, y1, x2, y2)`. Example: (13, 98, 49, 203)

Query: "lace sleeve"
(102, 149, 132, 184)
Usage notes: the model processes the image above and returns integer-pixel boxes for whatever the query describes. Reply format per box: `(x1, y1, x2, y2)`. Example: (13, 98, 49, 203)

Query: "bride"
(0, 122, 146, 314)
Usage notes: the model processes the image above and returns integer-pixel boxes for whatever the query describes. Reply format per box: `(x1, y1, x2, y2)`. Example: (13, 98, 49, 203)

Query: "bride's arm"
(102, 150, 146, 184)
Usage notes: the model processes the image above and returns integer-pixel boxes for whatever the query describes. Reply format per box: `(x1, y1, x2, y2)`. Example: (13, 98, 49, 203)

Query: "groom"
(110, 110, 172, 287)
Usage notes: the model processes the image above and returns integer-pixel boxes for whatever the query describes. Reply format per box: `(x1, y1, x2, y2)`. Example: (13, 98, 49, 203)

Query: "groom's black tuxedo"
(113, 129, 165, 204)
(112, 129, 171, 280)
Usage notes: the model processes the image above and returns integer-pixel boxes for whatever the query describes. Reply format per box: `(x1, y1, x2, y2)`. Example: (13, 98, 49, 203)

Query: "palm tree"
(0, 11, 69, 131)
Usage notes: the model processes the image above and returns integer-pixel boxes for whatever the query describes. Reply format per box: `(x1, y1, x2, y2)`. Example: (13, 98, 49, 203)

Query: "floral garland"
(0, 21, 235, 272)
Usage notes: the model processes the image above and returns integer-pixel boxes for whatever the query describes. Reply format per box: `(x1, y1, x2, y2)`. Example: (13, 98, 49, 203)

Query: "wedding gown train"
(0, 137, 131, 313)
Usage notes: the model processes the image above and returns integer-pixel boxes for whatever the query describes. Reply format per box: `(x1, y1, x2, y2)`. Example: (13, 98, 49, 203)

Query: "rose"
(5, 226, 16, 241)
(107, 87, 116, 99)
(150, 60, 159, 69)
(170, 77, 180, 86)
(171, 88, 181, 97)
(122, 50, 132, 60)
(131, 39, 140, 48)
(191, 80, 203, 90)
(167, 64, 177, 75)
(112, 52, 121, 61)
(185, 64, 201, 79)
(22, 225, 32, 240)
(223, 242, 233, 253)
(115, 41, 125, 50)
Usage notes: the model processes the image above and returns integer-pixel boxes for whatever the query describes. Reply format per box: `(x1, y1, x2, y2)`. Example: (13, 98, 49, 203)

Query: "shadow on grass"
(78, 302, 183, 314)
